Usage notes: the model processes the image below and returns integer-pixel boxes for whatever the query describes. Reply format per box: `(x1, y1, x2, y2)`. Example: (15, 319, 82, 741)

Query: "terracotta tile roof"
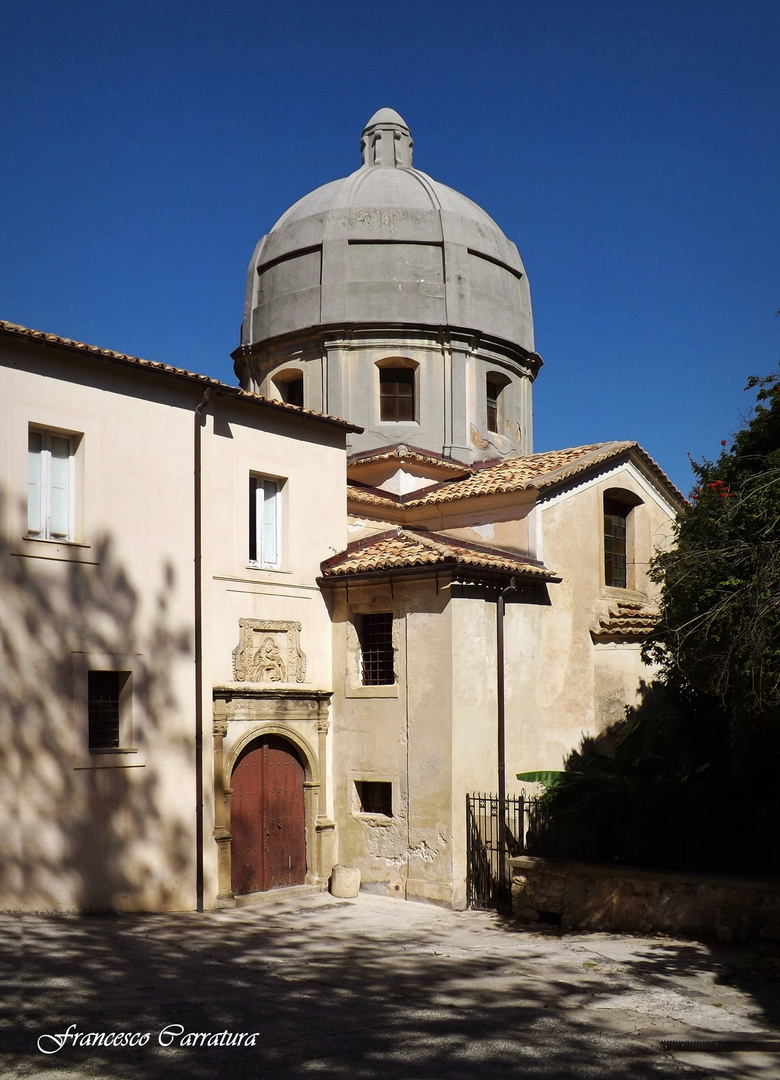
(0, 320, 360, 431)
(319, 528, 559, 581)
(592, 600, 660, 641)
(348, 442, 685, 508)
(348, 443, 471, 474)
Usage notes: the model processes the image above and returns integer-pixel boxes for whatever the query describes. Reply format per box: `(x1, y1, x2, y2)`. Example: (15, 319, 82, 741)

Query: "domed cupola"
(233, 110, 541, 463)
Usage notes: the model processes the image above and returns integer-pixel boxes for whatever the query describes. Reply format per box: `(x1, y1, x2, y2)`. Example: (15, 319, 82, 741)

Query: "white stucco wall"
(0, 336, 350, 912)
(1, 342, 199, 911)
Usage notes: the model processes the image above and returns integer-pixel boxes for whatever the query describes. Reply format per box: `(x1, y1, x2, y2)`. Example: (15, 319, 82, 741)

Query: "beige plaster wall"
(1, 340, 349, 912)
(502, 463, 677, 778)
(1, 344, 200, 912)
(450, 594, 500, 907)
(327, 580, 457, 905)
(332, 462, 678, 908)
(199, 399, 348, 905)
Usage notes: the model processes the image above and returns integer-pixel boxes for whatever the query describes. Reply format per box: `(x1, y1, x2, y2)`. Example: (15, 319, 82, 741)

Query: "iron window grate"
(360, 612, 394, 685)
(88, 671, 123, 749)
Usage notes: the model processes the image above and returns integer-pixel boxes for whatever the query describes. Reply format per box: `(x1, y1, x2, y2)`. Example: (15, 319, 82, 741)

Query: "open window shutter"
(262, 480, 278, 565)
(49, 436, 71, 537)
(27, 430, 42, 535)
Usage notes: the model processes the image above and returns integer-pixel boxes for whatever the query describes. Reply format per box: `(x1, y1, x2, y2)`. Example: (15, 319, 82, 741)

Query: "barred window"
(88, 671, 130, 750)
(359, 612, 394, 686)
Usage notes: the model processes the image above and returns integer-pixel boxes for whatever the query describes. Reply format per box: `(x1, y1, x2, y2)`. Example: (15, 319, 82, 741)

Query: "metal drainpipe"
(496, 576, 517, 895)
(194, 386, 214, 913)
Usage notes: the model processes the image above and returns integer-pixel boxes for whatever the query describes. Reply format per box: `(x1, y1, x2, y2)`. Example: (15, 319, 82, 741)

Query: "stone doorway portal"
(230, 736, 306, 894)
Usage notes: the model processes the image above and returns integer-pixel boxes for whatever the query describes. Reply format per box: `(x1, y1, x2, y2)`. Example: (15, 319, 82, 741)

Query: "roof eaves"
(319, 527, 561, 583)
(0, 320, 361, 433)
(530, 442, 686, 506)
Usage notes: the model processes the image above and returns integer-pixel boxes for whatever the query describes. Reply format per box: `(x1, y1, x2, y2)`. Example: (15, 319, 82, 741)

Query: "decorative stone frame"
(232, 618, 307, 684)
(212, 686, 334, 905)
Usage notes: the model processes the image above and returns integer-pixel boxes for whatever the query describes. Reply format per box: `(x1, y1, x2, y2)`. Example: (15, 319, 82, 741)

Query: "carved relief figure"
(250, 636, 286, 682)
(233, 619, 307, 684)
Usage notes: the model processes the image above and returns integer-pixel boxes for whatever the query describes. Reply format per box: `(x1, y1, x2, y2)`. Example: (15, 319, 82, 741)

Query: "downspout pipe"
(194, 385, 214, 913)
(496, 575, 517, 894)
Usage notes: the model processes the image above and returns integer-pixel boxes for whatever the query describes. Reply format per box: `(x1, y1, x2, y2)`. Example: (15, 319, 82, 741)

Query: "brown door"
(231, 736, 306, 894)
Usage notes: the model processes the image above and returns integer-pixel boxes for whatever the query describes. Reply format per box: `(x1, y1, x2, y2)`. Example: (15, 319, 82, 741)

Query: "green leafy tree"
(645, 367, 780, 763)
(524, 361, 780, 874)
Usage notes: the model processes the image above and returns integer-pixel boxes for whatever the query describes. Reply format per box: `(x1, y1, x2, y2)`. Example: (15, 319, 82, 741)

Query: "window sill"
(601, 585, 647, 602)
(16, 536, 95, 563)
(89, 746, 139, 755)
(354, 814, 394, 826)
(24, 534, 90, 547)
(346, 684, 399, 699)
(246, 562, 289, 574)
(75, 747, 144, 769)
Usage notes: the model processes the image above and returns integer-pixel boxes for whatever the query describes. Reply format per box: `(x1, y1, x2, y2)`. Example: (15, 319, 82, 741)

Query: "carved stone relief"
(232, 619, 307, 684)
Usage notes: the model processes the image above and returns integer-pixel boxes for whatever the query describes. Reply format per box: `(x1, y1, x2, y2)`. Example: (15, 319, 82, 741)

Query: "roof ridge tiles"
(347, 440, 685, 508)
(319, 525, 560, 582)
(347, 443, 473, 471)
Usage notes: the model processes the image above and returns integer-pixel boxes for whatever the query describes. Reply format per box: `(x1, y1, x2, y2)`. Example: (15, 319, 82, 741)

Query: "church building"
(0, 110, 683, 912)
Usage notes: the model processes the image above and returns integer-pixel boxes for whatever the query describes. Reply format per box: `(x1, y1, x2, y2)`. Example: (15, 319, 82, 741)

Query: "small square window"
(88, 670, 131, 751)
(249, 475, 282, 568)
(359, 612, 395, 685)
(355, 781, 393, 817)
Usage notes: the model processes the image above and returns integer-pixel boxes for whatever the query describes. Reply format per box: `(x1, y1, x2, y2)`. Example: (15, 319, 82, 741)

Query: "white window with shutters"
(249, 474, 283, 569)
(27, 428, 77, 541)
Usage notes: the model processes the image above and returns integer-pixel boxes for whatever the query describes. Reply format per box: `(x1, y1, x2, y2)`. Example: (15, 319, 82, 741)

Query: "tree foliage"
(645, 367, 780, 745)
(527, 364, 780, 874)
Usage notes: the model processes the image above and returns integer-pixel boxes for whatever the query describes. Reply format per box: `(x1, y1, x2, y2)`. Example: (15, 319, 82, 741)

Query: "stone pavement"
(3, 889, 780, 1079)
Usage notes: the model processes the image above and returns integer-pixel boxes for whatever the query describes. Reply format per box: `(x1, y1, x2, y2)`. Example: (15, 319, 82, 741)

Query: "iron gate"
(466, 793, 527, 909)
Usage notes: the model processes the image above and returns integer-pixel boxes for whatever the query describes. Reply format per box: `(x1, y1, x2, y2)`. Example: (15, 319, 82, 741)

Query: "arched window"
(273, 370, 304, 408)
(486, 372, 511, 434)
(603, 489, 643, 589)
(377, 360, 417, 422)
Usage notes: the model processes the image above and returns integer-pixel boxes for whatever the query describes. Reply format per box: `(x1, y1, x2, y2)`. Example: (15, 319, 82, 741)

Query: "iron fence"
(466, 793, 527, 909)
(468, 788, 780, 900)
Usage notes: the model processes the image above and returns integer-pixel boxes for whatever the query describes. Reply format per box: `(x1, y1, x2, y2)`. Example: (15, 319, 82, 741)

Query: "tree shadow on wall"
(0, 489, 194, 913)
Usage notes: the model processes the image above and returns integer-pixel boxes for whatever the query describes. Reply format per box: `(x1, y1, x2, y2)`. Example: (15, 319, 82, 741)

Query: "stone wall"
(510, 856, 780, 942)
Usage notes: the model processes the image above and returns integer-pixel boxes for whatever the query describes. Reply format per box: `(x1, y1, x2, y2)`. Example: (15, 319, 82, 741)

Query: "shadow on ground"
(4, 895, 780, 1079)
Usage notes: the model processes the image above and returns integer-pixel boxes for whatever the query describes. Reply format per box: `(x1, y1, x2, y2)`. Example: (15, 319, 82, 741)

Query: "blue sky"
(2, 0, 778, 494)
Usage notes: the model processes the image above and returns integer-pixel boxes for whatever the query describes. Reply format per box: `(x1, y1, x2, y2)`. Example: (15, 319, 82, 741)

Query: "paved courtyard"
(3, 889, 780, 1079)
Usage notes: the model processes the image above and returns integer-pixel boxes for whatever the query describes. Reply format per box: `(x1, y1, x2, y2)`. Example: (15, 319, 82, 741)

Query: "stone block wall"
(510, 856, 780, 942)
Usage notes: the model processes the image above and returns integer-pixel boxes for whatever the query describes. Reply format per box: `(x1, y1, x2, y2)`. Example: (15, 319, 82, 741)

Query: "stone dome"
(240, 109, 533, 352)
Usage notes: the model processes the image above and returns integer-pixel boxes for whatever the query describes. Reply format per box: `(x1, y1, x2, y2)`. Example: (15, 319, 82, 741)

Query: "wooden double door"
(230, 736, 306, 894)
